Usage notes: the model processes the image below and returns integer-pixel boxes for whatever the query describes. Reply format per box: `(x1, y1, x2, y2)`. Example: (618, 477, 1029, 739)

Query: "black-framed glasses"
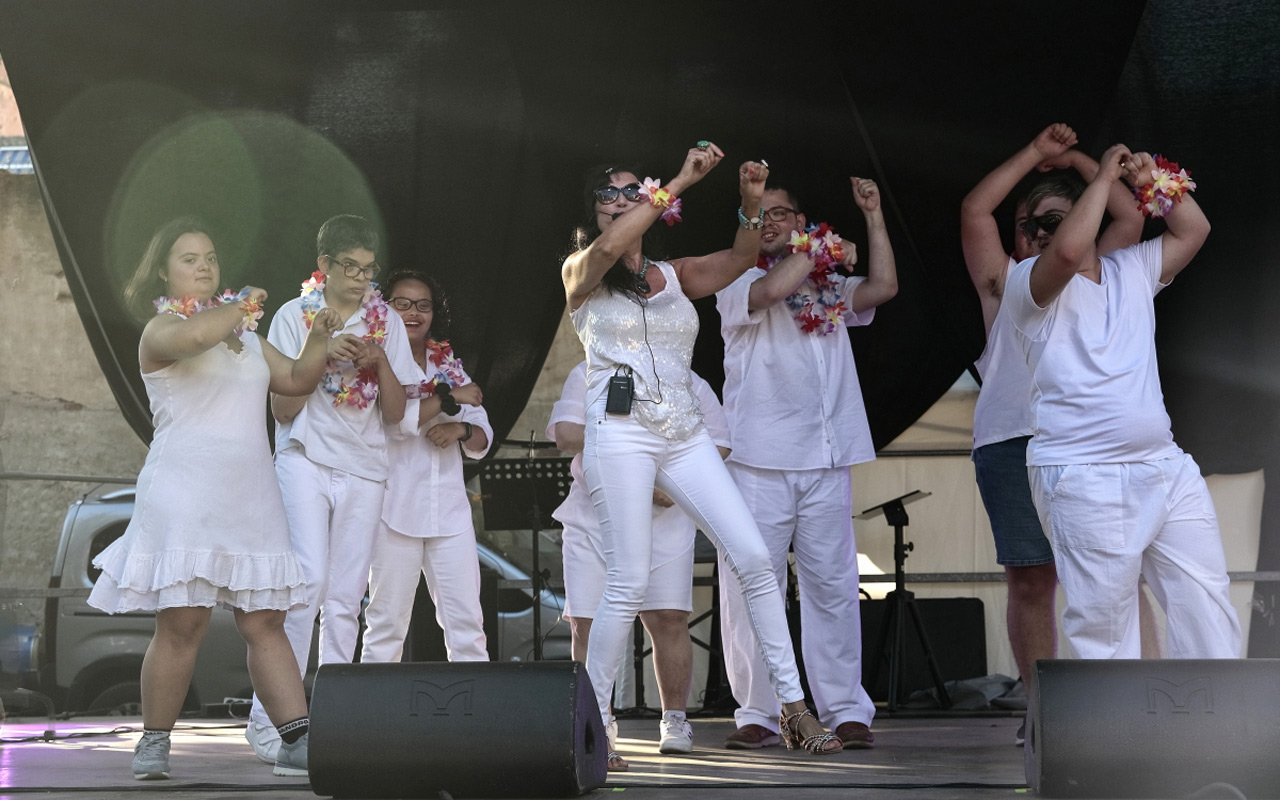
(593, 182, 644, 205)
(324, 254, 381, 280)
(764, 206, 798, 222)
(1020, 213, 1064, 241)
(388, 297, 434, 313)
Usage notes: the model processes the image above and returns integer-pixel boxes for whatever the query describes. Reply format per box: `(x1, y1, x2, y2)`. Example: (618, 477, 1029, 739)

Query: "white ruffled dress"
(88, 331, 306, 613)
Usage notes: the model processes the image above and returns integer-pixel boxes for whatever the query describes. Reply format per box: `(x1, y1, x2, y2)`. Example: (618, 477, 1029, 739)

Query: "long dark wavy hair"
(571, 163, 668, 303)
(381, 269, 452, 341)
(121, 216, 216, 324)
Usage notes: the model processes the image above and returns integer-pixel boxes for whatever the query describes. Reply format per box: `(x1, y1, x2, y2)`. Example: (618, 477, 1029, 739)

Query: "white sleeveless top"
(973, 257, 1035, 449)
(570, 260, 703, 440)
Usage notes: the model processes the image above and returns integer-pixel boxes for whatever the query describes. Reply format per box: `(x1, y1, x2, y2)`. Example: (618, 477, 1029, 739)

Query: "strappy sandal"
(607, 752, 630, 772)
(605, 717, 629, 771)
(779, 708, 843, 755)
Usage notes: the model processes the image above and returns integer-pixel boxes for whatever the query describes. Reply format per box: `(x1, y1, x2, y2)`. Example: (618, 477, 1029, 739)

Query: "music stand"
(478, 439, 571, 661)
(858, 490, 952, 712)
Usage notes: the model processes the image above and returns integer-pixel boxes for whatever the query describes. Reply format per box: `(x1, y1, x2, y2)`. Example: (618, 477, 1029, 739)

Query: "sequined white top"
(570, 260, 704, 440)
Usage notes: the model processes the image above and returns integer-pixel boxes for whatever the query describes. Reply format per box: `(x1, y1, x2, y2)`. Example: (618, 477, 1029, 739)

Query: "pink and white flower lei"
(405, 339, 469, 399)
(638, 177, 684, 226)
(756, 222, 849, 336)
(299, 270, 391, 409)
(153, 287, 262, 335)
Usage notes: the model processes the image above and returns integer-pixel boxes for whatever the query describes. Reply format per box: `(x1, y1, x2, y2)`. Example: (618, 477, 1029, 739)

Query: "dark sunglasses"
(594, 182, 644, 205)
(1020, 213, 1065, 240)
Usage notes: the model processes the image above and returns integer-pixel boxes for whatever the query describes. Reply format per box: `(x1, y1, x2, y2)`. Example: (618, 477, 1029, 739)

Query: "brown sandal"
(779, 708, 842, 755)
(607, 752, 630, 772)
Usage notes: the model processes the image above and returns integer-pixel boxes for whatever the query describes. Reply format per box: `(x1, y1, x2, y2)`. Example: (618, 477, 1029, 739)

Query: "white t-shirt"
(716, 267, 876, 470)
(972, 257, 1035, 448)
(1005, 238, 1180, 466)
(547, 361, 731, 531)
(267, 293, 423, 481)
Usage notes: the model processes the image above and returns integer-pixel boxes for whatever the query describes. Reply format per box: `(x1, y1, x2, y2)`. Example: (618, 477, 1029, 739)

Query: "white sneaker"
(245, 720, 281, 764)
(658, 713, 693, 755)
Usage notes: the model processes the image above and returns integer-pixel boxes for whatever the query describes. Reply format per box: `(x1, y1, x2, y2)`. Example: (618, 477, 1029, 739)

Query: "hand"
(308, 307, 344, 340)
(351, 338, 388, 368)
(325, 333, 364, 362)
(738, 160, 769, 204)
(839, 241, 859, 269)
(451, 382, 484, 406)
(1097, 143, 1134, 184)
(425, 421, 465, 448)
(241, 286, 269, 306)
(673, 141, 724, 190)
(1031, 123, 1078, 159)
(1121, 150, 1154, 188)
(652, 489, 675, 508)
(851, 177, 881, 213)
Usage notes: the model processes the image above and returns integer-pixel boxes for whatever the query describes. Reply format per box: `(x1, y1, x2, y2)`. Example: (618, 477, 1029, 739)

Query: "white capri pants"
(1030, 453, 1241, 660)
(361, 523, 489, 663)
(249, 446, 385, 728)
(561, 506, 695, 618)
(582, 403, 803, 729)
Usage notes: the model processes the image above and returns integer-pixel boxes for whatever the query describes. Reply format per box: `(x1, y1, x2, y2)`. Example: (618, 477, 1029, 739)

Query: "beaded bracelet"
(1133, 155, 1196, 218)
(738, 206, 765, 230)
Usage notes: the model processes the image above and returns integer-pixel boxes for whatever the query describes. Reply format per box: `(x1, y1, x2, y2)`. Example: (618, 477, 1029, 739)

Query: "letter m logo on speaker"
(409, 679, 476, 716)
(1144, 676, 1214, 714)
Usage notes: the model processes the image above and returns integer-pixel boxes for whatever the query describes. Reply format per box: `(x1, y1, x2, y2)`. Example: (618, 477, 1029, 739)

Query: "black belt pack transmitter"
(606, 371, 634, 415)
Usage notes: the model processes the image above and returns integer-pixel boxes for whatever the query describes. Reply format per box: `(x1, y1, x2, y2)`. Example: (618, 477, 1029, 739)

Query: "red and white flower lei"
(299, 270, 391, 409)
(405, 339, 469, 398)
(153, 288, 263, 335)
(758, 222, 849, 336)
(1133, 155, 1196, 218)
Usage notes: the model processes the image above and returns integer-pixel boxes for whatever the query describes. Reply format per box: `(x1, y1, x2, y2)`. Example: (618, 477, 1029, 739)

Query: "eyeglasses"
(593, 182, 644, 206)
(1019, 213, 1065, 241)
(324, 255, 381, 280)
(388, 297, 434, 313)
(764, 206, 798, 222)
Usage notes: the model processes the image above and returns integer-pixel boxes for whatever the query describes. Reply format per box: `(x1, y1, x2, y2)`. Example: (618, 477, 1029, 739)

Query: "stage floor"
(0, 713, 1028, 799)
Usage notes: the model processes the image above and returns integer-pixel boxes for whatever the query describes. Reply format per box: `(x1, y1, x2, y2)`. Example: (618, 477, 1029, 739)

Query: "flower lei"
(639, 177, 683, 226)
(405, 339, 469, 399)
(154, 288, 263, 335)
(1133, 155, 1196, 218)
(756, 222, 849, 336)
(300, 270, 391, 409)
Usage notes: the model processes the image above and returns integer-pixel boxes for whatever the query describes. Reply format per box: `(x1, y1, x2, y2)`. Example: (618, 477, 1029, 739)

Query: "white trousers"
(249, 446, 385, 727)
(561, 506, 695, 618)
(1030, 454, 1241, 659)
(361, 524, 489, 663)
(719, 464, 875, 731)
(582, 406, 803, 729)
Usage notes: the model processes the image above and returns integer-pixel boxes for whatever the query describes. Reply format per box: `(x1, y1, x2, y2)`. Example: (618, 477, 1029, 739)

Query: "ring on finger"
(696, 140, 711, 151)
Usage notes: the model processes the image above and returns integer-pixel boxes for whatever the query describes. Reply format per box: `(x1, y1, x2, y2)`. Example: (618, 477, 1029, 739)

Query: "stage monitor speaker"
(310, 661, 607, 798)
(1026, 658, 1280, 798)
(860, 597, 986, 702)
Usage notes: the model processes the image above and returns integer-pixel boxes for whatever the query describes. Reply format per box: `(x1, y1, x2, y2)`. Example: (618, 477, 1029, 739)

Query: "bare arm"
(1047, 149, 1145, 254)
(562, 144, 722, 309)
(748, 251, 820, 311)
(671, 161, 769, 300)
(269, 325, 365, 423)
(1031, 144, 1131, 306)
(1118, 152, 1210, 283)
(848, 178, 898, 313)
(261, 308, 348, 396)
(553, 421, 585, 456)
(139, 287, 269, 372)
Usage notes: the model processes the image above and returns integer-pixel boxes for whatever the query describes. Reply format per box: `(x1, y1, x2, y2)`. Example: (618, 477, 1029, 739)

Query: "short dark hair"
(316, 214, 379, 259)
(122, 217, 215, 324)
(381, 269, 451, 340)
(1022, 175, 1085, 218)
(763, 184, 802, 215)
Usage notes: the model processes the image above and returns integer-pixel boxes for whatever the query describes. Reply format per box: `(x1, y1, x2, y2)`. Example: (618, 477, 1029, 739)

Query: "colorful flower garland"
(300, 270, 391, 409)
(1133, 155, 1196, 218)
(757, 222, 849, 336)
(153, 287, 263, 335)
(639, 177, 683, 226)
(405, 339, 469, 400)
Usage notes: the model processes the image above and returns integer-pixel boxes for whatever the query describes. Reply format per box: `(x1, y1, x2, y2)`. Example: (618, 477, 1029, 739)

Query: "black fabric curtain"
(3, 2, 1277, 648)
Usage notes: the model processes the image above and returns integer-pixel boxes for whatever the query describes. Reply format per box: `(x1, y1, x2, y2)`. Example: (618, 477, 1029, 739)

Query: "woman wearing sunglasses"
(561, 143, 842, 762)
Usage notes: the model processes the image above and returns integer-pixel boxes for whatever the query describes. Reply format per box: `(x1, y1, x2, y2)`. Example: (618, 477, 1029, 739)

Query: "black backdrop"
(2, 0, 1278, 652)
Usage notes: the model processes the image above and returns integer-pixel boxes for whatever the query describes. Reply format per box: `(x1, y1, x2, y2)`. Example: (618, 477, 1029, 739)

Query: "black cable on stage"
(0, 721, 250, 745)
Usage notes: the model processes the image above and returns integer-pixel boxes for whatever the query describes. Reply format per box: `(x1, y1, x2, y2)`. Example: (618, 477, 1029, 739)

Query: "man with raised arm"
(960, 123, 1144, 738)
(1003, 145, 1240, 660)
(715, 177, 897, 750)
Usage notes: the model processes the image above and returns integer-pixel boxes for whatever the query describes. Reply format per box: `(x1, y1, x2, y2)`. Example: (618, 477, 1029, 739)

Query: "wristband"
(738, 206, 765, 230)
(462, 422, 474, 441)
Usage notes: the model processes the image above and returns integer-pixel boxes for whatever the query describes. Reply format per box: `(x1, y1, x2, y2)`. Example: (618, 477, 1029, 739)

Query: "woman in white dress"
(561, 144, 841, 758)
(89, 218, 349, 780)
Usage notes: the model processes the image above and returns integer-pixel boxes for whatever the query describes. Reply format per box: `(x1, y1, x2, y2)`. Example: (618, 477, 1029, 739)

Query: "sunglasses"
(1020, 213, 1065, 241)
(594, 182, 644, 205)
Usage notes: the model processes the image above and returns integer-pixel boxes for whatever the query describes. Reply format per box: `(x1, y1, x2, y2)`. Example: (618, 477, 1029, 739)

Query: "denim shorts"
(972, 436, 1054, 567)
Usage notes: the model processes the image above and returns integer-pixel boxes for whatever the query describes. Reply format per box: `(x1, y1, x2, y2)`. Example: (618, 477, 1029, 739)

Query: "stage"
(0, 714, 1027, 799)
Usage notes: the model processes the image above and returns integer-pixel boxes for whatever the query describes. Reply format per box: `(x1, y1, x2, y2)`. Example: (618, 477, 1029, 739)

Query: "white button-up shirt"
(716, 268, 876, 470)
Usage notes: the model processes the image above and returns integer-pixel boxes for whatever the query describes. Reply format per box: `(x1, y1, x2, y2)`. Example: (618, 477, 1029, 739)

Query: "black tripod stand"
(860, 490, 951, 712)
